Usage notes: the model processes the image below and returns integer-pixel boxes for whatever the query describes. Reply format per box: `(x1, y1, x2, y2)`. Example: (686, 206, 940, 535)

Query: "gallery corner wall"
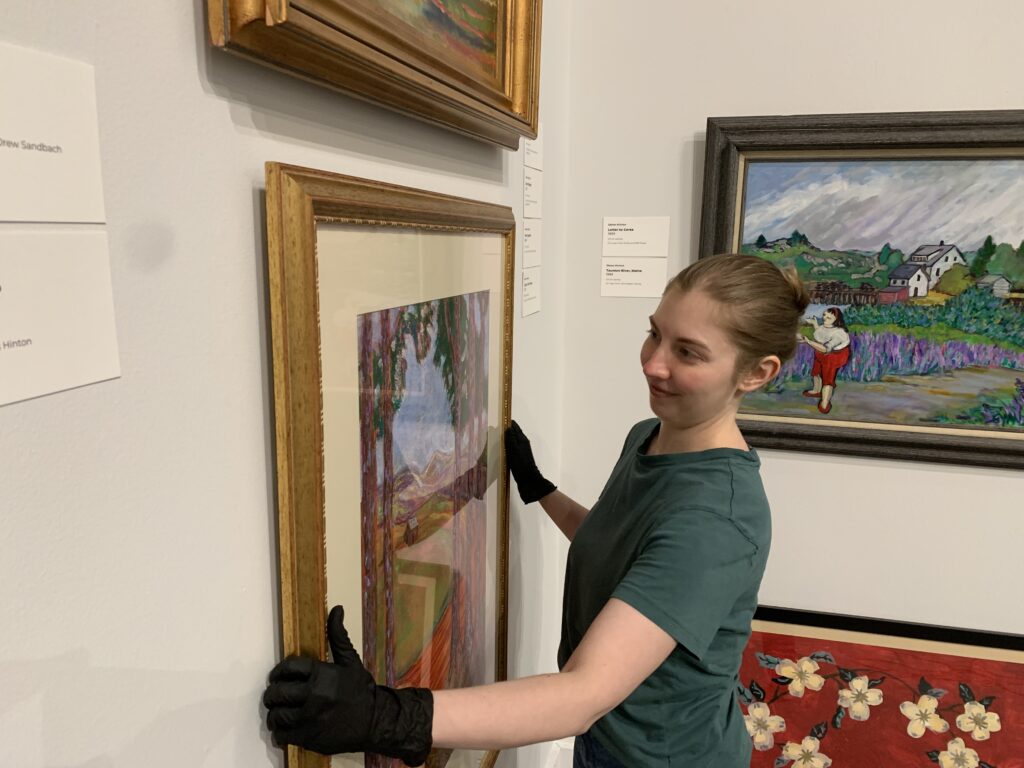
(558, 0, 1024, 637)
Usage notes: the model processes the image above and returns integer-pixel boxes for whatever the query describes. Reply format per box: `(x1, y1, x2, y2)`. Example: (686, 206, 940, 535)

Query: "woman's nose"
(642, 345, 669, 378)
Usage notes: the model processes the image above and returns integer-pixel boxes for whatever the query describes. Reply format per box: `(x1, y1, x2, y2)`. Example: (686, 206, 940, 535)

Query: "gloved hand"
(263, 606, 433, 765)
(504, 420, 557, 504)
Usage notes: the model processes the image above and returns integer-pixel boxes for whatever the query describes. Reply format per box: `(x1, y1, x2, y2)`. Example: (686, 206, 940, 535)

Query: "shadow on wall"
(2, 653, 283, 768)
(188, 0, 505, 184)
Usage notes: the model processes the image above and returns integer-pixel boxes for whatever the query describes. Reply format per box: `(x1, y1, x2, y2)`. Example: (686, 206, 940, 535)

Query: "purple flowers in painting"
(740, 158, 1024, 431)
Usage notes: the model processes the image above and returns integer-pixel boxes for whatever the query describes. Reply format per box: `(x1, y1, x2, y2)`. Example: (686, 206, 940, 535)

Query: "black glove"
(504, 420, 556, 504)
(263, 606, 433, 765)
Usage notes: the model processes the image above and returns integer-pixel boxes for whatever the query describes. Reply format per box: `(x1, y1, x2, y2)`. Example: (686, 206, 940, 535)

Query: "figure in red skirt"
(797, 306, 850, 414)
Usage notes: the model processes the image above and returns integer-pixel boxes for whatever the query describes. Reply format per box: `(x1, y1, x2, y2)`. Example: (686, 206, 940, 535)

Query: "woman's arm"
(538, 489, 590, 540)
(431, 598, 676, 749)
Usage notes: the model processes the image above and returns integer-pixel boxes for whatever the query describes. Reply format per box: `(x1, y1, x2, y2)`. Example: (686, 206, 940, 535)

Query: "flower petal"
(748, 702, 769, 719)
(918, 695, 939, 713)
(805, 673, 826, 691)
(781, 741, 803, 759)
(985, 712, 1001, 732)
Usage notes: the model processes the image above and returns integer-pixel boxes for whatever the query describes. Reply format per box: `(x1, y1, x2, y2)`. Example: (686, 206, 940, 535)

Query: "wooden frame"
(698, 110, 1024, 469)
(742, 607, 1023, 767)
(208, 0, 542, 149)
(266, 163, 515, 768)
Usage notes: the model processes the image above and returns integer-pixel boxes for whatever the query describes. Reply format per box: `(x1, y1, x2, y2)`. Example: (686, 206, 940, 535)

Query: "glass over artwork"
(356, 292, 491, 739)
(737, 157, 1024, 436)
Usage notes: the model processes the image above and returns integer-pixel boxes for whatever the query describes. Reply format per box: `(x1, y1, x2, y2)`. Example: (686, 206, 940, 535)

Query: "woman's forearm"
(430, 671, 603, 750)
(538, 490, 590, 540)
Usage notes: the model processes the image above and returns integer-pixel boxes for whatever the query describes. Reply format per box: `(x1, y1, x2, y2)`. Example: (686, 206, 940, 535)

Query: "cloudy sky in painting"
(740, 159, 1024, 253)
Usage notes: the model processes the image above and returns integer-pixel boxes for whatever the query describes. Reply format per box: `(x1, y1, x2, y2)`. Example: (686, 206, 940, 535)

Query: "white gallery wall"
(2, 1, 1023, 768)
(558, 0, 1024, 636)
(0, 1, 570, 766)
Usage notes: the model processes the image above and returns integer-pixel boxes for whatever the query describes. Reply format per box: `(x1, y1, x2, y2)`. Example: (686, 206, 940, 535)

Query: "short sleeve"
(611, 507, 758, 660)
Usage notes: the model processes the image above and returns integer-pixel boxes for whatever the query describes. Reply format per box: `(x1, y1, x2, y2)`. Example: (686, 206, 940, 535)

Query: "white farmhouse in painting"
(906, 242, 967, 287)
(887, 262, 929, 297)
(977, 274, 1012, 298)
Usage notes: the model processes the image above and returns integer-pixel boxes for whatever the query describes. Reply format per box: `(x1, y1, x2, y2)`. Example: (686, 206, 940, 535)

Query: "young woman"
(798, 306, 851, 414)
(262, 253, 810, 767)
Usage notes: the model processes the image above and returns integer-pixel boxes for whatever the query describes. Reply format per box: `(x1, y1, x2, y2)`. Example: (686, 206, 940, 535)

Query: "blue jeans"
(573, 731, 627, 768)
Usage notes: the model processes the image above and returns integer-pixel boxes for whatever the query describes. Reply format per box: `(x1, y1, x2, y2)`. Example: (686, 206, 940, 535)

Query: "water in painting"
(739, 158, 1024, 431)
(357, 291, 490, 768)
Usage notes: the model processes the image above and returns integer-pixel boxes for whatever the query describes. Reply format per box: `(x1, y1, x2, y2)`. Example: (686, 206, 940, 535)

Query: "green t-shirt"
(558, 419, 771, 766)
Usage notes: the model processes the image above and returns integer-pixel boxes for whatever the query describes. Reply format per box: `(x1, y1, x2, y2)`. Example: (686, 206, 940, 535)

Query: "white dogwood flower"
(775, 657, 825, 698)
(938, 737, 980, 768)
(956, 701, 1002, 741)
(837, 675, 883, 721)
(744, 701, 786, 751)
(900, 695, 950, 738)
(781, 736, 833, 768)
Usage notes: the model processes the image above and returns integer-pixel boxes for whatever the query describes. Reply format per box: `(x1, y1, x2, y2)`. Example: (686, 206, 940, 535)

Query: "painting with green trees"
(357, 292, 490, 768)
(738, 158, 1024, 432)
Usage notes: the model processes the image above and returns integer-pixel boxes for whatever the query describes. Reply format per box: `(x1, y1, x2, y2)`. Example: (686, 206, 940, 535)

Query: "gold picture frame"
(265, 163, 515, 768)
(208, 0, 542, 149)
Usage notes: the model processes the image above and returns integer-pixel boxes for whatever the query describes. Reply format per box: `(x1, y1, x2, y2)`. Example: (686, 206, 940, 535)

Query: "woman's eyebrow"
(648, 316, 710, 353)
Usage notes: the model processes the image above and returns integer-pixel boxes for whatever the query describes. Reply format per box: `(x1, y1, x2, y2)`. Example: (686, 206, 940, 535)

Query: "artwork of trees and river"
(738, 158, 1024, 433)
(357, 291, 490, 768)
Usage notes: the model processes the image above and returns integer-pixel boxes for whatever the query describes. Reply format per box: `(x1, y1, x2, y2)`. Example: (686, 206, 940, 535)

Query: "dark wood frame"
(266, 163, 515, 768)
(698, 110, 1024, 469)
(208, 0, 541, 149)
(755, 607, 1024, 652)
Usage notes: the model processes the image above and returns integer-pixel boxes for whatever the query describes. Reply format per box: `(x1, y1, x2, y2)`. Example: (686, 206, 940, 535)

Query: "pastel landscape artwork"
(740, 628, 1024, 768)
(376, 0, 498, 77)
(739, 158, 1024, 432)
(357, 292, 490, 768)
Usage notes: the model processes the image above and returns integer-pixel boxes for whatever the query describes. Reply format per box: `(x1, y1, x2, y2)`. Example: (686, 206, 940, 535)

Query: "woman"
(798, 306, 851, 414)
(262, 253, 810, 767)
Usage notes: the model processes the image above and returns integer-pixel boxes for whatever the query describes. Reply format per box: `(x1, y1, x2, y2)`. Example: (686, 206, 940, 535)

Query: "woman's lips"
(647, 382, 675, 397)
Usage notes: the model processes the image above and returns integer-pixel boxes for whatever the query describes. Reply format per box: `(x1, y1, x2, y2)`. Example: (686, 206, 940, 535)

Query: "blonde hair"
(666, 253, 810, 375)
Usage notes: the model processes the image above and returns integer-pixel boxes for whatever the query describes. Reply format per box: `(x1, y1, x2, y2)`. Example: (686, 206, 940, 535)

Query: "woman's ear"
(737, 355, 781, 393)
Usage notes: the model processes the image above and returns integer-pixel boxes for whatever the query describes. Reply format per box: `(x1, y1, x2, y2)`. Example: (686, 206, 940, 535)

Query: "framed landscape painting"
(699, 111, 1024, 468)
(741, 608, 1024, 768)
(266, 164, 514, 768)
(207, 0, 541, 148)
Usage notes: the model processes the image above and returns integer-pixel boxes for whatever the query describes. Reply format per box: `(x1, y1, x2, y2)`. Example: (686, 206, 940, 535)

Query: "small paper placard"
(524, 126, 543, 171)
(600, 257, 668, 298)
(523, 220, 542, 268)
(524, 167, 543, 219)
(522, 267, 541, 316)
(602, 216, 670, 257)
(0, 42, 106, 223)
(0, 229, 120, 405)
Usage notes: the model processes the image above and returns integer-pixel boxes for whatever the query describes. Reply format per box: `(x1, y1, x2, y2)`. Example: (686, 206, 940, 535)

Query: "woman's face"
(823, 310, 836, 327)
(640, 287, 746, 432)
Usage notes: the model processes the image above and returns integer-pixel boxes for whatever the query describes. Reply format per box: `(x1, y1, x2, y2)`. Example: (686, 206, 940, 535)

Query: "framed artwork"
(741, 608, 1024, 768)
(265, 163, 515, 768)
(698, 110, 1024, 468)
(207, 0, 542, 149)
